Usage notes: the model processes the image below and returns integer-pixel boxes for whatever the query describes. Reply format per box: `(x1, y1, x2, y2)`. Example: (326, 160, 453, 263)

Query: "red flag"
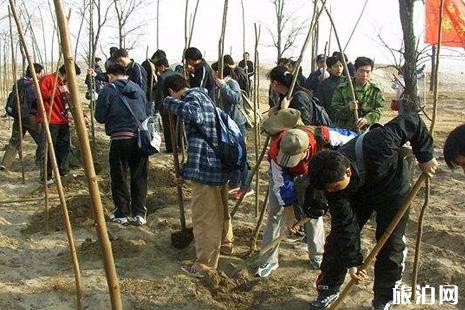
(425, 0, 465, 48)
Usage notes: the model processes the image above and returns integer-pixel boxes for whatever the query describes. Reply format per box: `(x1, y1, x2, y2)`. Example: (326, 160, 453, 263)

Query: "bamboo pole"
(8, 7, 25, 183)
(321, 2, 359, 127)
(8, 2, 83, 309)
(249, 187, 269, 252)
(328, 174, 428, 310)
(217, 0, 229, 83)
(88, 0, 96, 155)
(51, 0, 123, 308)
(412, 0, 444, 300)
(169, 114, 186, 230)
(187, 0, 200, 48)
(343, 0, 369, 52)
(253, 24, 261, 218)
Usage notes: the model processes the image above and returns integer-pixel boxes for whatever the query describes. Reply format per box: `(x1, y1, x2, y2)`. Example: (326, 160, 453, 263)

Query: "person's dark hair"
(211, 61, 234, 78)
(267, 66, 309, 95)
(151, 49, 166, 62)
(332, 51, 348, 62)
(162, 74, 188, 97)
(184, 47, 202, 61)
(277, 57, 291, 67)
(223, 55, 235, 66)
(444, 124, 465, 169)
(106, 64, 127, 75)
(243, 51, 250, 57)
(58, 63, 81, 76)
(109, 46, 118, 56)
(354, 56, 374, 70)
(308, 150, 351, 190)
(95, 57, 102, 63)
(326, 56, 341, 68)
(114, 48, 129, 59)
(26, 63, 44, 78)
(154, 57, 169, 68)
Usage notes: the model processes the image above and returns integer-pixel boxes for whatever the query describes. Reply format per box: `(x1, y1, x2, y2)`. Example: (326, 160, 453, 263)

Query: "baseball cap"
(277, 129, 310, 167)
(316, 54, 325, 62)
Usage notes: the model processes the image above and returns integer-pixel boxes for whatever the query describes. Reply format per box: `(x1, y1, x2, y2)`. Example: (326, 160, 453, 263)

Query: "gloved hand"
(303, 188, 328, 219)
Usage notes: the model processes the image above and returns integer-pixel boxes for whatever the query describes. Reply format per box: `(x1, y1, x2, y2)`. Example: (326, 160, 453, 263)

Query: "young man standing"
(238, 51, 254, 94)
(315, 55, 345, 110)
(184, 47, 215, 100)
(1, 63, 44, 171)
(95, 64, 149, 226)
(162, 74, 233, 276)
(306, 113, 438, 310)
(305, 54, 329, 93)
(329, 57, 384, 131)
(142, 49, 166, 112)
(38, 64, 81, 181)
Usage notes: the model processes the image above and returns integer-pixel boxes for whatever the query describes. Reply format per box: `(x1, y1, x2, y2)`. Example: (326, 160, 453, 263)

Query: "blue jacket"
(164, 87, 228, 186)
(217, 77, 246, 126)
(95, 79, 148, 136)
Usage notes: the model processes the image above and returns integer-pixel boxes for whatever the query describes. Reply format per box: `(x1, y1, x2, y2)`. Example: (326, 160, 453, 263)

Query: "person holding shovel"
(162, 74, 233, 277)
(256, 108, 356, 278)
(305, 113, 438, 310)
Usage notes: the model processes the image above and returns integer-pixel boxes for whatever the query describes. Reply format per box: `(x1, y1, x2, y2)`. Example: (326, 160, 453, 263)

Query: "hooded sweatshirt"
(95, 79, 148, 138)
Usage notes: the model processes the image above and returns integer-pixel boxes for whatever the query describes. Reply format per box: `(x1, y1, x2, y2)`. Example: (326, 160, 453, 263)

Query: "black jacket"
(287, 89, 314, 125)
(141, 59, 157, 102)
(315, 74, 344, 110)
(154, 69, 180, 114)
(96, 60, 147, 94)
(317, 113, 434, 268)
(95, 79, 148, 136)
(238, 59, 254, 78)
(189, 59, 215, 100)
(305, 68, 325, 92)
(85, 64, 104, 94)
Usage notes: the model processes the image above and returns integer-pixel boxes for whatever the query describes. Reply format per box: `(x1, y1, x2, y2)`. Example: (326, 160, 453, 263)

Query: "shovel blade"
(171, 227, 194, 249)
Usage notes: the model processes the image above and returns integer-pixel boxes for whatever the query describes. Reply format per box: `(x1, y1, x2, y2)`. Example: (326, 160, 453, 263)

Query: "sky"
(3, 0, 465, 74)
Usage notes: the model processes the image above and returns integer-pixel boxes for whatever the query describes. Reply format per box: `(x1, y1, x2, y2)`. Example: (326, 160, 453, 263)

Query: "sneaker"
(309, 255, 322, 269)
(234, 188, 255, 200)
(255, 262, 279, 278)
(228, 186, 240, 194)
(108, 211, 129, 225)
(181, 264, 205, 278)
(132, 215, 146, 226)
(0, 165, 6, 171)
(309, 291, 339, 309)
(372, 300, 393, 310)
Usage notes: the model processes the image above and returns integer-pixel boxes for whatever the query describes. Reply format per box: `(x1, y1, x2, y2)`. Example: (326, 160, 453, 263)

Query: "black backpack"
(310, 96, 333, 127)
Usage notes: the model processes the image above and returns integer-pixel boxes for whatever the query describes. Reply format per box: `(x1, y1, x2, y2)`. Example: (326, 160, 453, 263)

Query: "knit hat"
(262, 108, 304, 136)
(277, 129, 310, 167)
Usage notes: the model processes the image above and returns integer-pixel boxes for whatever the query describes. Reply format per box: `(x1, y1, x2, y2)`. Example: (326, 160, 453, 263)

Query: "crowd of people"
(2, 45, 464, 310)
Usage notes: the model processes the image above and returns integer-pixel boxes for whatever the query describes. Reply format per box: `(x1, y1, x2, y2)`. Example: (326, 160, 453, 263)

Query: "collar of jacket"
(181, 87, 209, 99)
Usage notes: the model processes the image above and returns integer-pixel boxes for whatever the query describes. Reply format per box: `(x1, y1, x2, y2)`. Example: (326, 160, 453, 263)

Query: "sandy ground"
(0, 69, 464, 310)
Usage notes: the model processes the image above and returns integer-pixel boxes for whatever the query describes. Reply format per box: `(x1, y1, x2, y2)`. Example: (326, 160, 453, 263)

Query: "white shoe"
(255, 262, 279, 278)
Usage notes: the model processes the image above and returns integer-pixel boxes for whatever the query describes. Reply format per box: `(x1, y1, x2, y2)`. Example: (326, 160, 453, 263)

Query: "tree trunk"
(399, 0, 419, 112)
(429, 45, 436, 91)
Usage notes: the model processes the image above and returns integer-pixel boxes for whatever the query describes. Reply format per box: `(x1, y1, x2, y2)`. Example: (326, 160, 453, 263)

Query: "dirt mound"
(22, 195, 113, 234)
(78, 236, 146, 260)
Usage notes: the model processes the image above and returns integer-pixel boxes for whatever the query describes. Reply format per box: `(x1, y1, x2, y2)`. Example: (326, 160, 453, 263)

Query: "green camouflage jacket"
(329, 79, 384, 131)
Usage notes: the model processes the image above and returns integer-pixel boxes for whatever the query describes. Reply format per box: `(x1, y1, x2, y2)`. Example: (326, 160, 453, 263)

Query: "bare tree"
(399, 0, 420, 112)
(112, 0, 146, 49)
(92, 0, 113, 55)
(266, 0, 306, 61)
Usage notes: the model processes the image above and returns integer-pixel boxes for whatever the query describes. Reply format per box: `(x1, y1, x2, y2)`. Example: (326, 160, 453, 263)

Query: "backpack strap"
(354, 129, 369, 187)
(111, 83, 143, 130)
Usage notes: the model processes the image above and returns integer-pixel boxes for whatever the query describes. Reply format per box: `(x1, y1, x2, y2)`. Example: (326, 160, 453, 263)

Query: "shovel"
(168, 113, 194, 249)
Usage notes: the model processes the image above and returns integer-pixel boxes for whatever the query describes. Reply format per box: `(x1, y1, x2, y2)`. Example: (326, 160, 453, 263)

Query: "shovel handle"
(169, 113, 186, 230)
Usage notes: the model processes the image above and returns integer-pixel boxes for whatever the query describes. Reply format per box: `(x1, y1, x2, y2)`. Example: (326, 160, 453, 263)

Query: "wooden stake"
(217, 0, 229, 83)
(249, 187, 269, 252)
(8, 1, 83, 309)
(321, 2, 359, 127)
(412, 0, 444, 300)
(328, 174, 428, 310)
(231, 2, 327, 219)
(51, 0, 123, 308)
(253, 24, 261, 218)
(343, 0, 369, 52)
(8, 7, 25, 183)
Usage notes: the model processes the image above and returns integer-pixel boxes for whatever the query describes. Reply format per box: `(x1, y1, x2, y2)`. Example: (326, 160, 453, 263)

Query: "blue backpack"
(194, 104, 247, 172)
